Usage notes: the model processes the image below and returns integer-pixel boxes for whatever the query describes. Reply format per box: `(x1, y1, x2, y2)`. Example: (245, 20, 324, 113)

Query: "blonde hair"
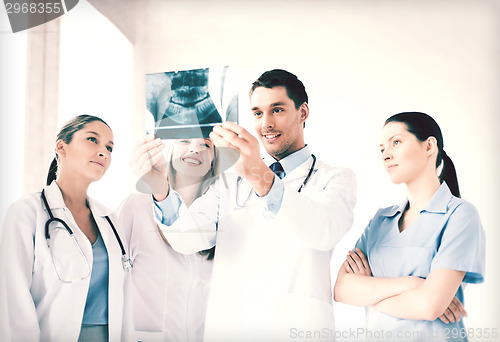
(164, 138, 220, 200)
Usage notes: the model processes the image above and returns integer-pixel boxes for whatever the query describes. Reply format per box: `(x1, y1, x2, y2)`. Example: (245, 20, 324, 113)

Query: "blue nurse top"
(355, 182, 485, 342)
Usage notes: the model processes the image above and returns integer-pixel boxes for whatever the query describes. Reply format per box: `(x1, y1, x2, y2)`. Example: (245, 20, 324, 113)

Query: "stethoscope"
(234, 154, 317, 208)
(41, 189, 133, 271)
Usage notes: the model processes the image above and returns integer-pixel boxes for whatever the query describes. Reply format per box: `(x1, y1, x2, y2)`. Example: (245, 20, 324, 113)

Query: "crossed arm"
(334, 248, 467, 324)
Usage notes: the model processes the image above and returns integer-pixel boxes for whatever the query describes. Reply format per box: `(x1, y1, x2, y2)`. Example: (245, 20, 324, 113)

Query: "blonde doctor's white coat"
(118, 193, 213, 342)
(0, 181, 132, 342)
(161, 155, 357, 342)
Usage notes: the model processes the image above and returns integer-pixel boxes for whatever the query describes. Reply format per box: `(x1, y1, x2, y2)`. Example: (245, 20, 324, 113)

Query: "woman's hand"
(439, 296, 467, 324)
(130, 135, 168, 200)
(344, 248, 372, 276)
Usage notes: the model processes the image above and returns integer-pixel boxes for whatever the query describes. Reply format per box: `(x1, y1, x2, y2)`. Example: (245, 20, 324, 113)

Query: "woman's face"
(380, 122, 430, 185)
(57, 121, 114, 183)
(171, 138, 214, 180)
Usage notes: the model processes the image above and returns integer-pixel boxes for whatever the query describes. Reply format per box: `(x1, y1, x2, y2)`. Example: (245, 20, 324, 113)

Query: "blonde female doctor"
(118, 136, 219, 342)
(0, 115, 132, 342)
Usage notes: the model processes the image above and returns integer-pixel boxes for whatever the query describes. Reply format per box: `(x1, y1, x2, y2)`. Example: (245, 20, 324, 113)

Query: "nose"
(188, 141, 201, 153)
(262, 113, 275, 129)
(381, 149, 391, 161)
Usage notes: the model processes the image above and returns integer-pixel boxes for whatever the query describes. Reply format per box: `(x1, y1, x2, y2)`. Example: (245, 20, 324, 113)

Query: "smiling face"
(171, 138, 214, 180)
(251, 86, 308, 160)
(380, 122, 433, 185)
(57, 120, 114, 183)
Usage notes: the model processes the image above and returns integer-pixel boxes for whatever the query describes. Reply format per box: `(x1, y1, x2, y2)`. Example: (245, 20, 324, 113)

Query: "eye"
(179, 140, 190, 144)
(272, 108, 283, 114)
(253, 111, 262, 118)
(201, 143, 210, 149)
(380, 148, 385, 154)
(87, 137, 97, 143)
(106, 146, 113, 153)
(393, 140, 401, 146)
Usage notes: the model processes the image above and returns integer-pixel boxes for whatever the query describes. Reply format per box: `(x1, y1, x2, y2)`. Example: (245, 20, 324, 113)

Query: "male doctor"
(138, 69, 356, 341)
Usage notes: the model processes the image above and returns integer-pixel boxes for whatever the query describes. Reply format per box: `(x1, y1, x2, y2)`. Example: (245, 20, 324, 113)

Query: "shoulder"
(118, 193, 154, 214)
(6, 191, 42, 216)
(315, 158, 355, 179)
(313, 158, 356, 190)
(446, 196, 481, 223)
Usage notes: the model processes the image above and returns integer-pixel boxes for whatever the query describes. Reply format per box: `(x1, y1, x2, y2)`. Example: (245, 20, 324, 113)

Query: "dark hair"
(385, 112, 460, 198)
(46, 115, 110, 185)
(250, 69, 308, 109)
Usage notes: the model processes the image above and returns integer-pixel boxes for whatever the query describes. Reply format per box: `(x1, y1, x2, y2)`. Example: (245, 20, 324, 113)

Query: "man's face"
(251, 86, 307, 160)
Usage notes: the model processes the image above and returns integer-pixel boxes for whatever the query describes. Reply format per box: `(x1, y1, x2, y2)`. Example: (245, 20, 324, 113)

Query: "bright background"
(1, 0, 499, 340)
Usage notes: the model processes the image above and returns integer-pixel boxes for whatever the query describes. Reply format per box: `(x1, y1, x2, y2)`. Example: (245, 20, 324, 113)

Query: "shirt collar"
(380, 182, 453, 217)
(265, 145, 311, 176)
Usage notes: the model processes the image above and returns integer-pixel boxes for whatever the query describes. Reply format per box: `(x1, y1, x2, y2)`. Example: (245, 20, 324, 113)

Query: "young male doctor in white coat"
(145, 69, 357, 341)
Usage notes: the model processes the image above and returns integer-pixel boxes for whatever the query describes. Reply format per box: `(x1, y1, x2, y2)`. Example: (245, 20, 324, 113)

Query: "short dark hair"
(250, 69, 308, 109)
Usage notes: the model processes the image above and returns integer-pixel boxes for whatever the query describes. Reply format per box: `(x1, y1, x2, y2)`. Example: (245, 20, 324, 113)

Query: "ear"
(425, 137, 438, 157)
(55, 140, 66, 158)
(299, 102, 309, 123)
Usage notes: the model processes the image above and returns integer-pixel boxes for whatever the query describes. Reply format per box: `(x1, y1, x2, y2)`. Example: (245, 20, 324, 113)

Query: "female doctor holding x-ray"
(0, 115, 132, 342)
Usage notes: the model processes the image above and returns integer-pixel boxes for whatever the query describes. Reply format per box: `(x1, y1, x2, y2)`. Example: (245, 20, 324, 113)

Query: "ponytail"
(46, 157, 58, 186)
(439, 150, 460, 198)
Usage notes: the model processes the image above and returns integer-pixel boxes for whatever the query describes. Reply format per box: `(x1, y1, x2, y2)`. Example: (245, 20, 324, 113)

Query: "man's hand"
(210, 122, 275, 196)
(130, 134, 168, 201)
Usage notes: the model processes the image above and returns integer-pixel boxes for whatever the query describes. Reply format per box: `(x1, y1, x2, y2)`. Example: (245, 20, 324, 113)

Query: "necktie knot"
(270, 162, 285, 179)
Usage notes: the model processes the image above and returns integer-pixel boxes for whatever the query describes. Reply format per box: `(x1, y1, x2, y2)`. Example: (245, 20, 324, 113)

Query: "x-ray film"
(146, 66, 238, 139)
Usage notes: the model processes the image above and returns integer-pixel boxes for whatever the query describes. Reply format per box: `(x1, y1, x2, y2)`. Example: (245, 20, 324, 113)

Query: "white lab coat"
(161, 156, 357, 342)
(0, 181, 132, 342)
(118, 193, 213, 342)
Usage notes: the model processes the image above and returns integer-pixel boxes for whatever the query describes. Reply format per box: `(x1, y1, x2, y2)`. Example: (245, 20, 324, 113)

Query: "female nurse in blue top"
(334, 112, 485, 342)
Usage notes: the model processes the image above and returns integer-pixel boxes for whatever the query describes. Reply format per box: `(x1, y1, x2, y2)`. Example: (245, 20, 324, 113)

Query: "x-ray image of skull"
(146, 66, 238, 139)
(162, 68, 222, 125)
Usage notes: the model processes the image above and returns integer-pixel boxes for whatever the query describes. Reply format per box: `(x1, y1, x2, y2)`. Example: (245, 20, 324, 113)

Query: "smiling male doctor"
(146, 69, 357, 342)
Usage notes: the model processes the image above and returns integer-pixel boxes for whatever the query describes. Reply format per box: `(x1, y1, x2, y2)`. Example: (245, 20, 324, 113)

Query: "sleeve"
(255, 175, 284, 215)
(430, 202, 485, 284)
(354, 220, 370, 255)
(152, 191, 182, 225)
(0, 200, 41, 341)
(276, 166, 357, 251)
(157, 181, 220, 255)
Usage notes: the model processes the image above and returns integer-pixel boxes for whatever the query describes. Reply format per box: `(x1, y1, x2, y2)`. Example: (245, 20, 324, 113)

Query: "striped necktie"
(270, 161, 285, 179)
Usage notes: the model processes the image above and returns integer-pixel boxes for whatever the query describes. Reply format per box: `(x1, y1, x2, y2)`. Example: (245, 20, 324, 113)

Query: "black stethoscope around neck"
(234, 154, 317, 208)
(41, 189, 133, 271)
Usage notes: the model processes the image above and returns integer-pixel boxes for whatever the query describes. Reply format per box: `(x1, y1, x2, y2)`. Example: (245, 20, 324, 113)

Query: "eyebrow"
(379, 134, 400, 147)
(251, 102, 286, 111)
(86, 131, 114, 145)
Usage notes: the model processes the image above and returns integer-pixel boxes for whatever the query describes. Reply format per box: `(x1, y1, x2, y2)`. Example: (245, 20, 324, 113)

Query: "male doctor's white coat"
(0, 182, 132, 342)
(161, 155, 357, 342)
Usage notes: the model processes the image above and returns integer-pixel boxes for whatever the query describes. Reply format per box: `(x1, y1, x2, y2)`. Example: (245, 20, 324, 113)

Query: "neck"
(174, 176, 203, 207)
(405, 170, 441, 213)
(273, 143, 306, 161)
(55, 175, 90, 210)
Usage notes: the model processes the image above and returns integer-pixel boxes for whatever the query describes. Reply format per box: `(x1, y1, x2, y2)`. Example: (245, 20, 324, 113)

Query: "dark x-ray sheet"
(146, 66, 238, 139)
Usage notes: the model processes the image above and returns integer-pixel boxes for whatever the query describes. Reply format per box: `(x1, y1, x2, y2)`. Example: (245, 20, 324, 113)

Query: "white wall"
(1, 0, 499, 338)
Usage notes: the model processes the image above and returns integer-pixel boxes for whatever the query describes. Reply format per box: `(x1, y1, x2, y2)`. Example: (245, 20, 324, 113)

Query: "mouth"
(386, 164, 397, 171)
(182, 156, 202, 166)
(91, 161, 105, 169)
(261, 132, 281, 143)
